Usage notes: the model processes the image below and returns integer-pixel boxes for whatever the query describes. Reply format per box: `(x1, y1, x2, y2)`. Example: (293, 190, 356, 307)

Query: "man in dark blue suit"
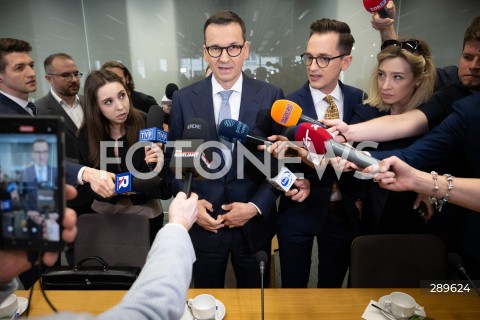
(168, 11, 284, 288)
(278, 19, 366, 288)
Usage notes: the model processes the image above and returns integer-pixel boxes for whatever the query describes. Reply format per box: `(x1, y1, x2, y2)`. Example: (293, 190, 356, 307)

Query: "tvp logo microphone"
(139, 127, 168, 144)
(115, 172, 135, 193)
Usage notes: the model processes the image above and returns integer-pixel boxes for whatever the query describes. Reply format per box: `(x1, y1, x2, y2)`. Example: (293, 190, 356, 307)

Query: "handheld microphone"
(363, 0, 390, 18)
(218, 119, 272, 146)
(256, 251, 268, 320)
(170, 118, 210, 196)
(271, 99, 328, 129)
(294, 123, 381, 169)
(140, 105, 168, 170)
(165, 83, 179, 100)
(448, 252, 480, 296)
(115, 172, 161, 194)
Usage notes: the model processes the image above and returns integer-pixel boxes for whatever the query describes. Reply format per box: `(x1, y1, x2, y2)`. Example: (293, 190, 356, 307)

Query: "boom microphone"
(256, 251, 268, 320)
(271, 99, 328, 129)
(140, 105, 168, 170)
(218, 119, 272, 146)
(448, 252, 480, 296)
(165, 83, 179, 100)
(363, 0, 390, 18)
(294, 123, 381, 168)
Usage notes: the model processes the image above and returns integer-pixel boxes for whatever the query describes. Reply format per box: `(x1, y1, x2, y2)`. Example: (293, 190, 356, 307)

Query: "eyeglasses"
(380, 40, 424, 55)
(205, 44, 244, 58)
(300, 53, 346, 68)
(47, 72, 83, 80)
(33, 150, 48, 155)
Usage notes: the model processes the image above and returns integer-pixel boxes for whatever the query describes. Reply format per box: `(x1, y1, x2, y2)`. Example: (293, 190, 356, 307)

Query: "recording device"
(218, 119, 272, 146)
(140, 105, 168, 170)
(294, 123, 381, 168)
(256, 251, 268, 320)
(165, 83, 179, 100)
(114, 172, 161, 194)
(363, 0, 391, 18)
(170, 118, 210, 196)
(271, 99, 328, 129)
(448, 252, 480, 296)
(0, 116, 65, 251)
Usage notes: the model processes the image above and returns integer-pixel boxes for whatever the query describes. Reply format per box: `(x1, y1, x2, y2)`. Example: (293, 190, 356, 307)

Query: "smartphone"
(0, 115, 65, 251)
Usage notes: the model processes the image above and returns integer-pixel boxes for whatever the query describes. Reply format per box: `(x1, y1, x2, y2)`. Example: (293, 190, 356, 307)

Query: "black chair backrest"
(74, 213, 150, 268)
(349, 234, 448, 288)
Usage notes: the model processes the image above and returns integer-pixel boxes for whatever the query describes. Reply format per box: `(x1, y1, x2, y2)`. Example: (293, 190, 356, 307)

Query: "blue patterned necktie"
(218, 90, 233, 150)
(27, 101, 38, 116)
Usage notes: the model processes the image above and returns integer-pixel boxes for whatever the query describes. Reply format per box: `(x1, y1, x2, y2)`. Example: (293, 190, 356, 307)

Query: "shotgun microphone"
(448, 252, 480, 296)
(256, 251, 268, 320)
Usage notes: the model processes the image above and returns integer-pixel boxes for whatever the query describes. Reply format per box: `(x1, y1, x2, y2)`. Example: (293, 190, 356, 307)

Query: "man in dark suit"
(168, 10, 284, 288)
(36, 53, 94, 216)
(278, 19, 366, 288)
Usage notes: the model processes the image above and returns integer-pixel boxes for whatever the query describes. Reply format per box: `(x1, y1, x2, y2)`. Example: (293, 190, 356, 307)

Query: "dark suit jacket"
(20, 165, 58, 211)
(279, 81, 366, 234)
(0, 92, 30, 115)
(35, 92, 84, 160)
(131, 90, 157, 114)
(168, 74, 284, 253)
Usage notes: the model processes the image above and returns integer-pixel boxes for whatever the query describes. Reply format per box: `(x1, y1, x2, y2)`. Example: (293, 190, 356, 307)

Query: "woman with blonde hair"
(351, 38, 437, 235)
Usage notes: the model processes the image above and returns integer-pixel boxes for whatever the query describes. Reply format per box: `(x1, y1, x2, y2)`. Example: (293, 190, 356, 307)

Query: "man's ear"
(341, 55, 352, 71)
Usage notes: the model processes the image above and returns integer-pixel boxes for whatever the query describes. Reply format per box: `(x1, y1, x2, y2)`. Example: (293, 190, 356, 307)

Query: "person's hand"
(367, 156, 417, 192)
(196, 199, 224, 233)
(10, 189, 19, 201)
(161, 103, 171, 115)
(221, 202, 257, 228)
(371, 0, 396, 30)
(82, 167, 115, 198)
(145, 142, 164, 173)
(0, 185, 78, 283)
(258, 135, 308, 159)
(168, 192, 199, 230)
(321, 119, 349, 143)
(285, 178, 310, 202)
(27, 210, 43, 224)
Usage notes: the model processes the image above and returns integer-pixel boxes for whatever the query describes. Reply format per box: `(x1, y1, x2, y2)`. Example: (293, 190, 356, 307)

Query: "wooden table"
(16, 288, 480, 319)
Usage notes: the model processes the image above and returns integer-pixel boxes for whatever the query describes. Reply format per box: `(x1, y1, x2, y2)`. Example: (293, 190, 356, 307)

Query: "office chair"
(74, 213, 151, 268)
(349, 234, 448, 288)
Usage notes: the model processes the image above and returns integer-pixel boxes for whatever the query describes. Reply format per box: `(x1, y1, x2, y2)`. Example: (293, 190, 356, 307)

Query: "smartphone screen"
(0, 115, 65, 251)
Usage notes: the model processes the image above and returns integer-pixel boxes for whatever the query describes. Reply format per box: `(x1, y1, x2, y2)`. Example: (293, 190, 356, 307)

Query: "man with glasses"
(168, 10, 285, 288)
(36, 53, 84, 160)
(277, 18, 366, 288)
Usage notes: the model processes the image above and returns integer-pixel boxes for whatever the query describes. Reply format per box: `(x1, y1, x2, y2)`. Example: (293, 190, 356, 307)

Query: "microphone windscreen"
(132, 175, 161, 192)
(218, 119, 248, 143)
(182, 118, 210, 140)
(294, 123, 333, 155)
(256, 251, 268, 264)
(271, 99, 302, 127)
(146, 105, 164, 128)
(165, 83, 179, 100)
(448, 252, 464, 268)
(363, 0, 388, 13)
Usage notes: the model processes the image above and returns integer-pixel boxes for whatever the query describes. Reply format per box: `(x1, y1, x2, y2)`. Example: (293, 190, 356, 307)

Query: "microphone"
(363, 0, 390, 18)
(218, 119, 272, 146)
(448, 252, 480, 296)
(256, 251, 268, 320)
(165, 83, 179, 100)
(139, 105, 168, 170)
(115, 172, 161, 194)
(294, 123, 381, 169)
(170, 118, 210, 196)
(271, 99, 328, 129)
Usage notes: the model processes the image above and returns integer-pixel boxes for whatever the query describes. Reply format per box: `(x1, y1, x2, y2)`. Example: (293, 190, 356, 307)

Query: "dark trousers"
(279, 202, 356, 288)
(192, 228, 271, 288)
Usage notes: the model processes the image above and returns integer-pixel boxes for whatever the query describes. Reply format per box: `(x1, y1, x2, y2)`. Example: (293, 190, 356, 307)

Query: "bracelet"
(337, 131, 347, 143)
(429, 171, 454, 212)
(428, 171, 440, 209)
(437, 174, 454, 212)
